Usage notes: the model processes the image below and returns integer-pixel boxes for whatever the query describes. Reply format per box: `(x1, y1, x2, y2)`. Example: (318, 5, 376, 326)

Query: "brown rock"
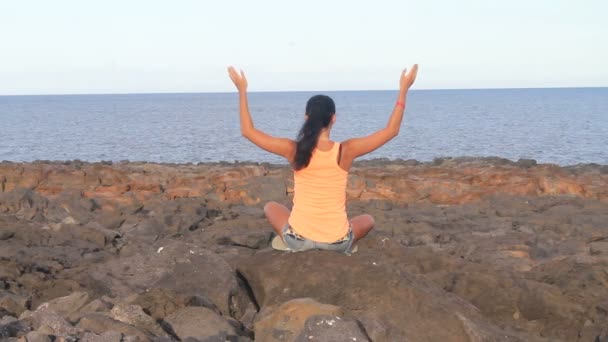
(295, 315, 370, 342)
(238, 250, 524, 341)
(164, 306, 241, 340)
(76, 313, 151, 340)
(110, 303, 167, 337)
(254, 298, 345, 342)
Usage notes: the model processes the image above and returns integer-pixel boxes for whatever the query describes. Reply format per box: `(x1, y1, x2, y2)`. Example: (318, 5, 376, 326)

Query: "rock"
(68, 299, 112, 322)
(36, 292, 90, 319)
(516, 159, 537, 168)
(89, 241, 240, 315)
(295, 315, 370, 342)
(0, 293, 29, 317)
(216, 231, 273, 249)
(110, 303, 167, 337)
(0, 319, 31, 339)
(0, 261, 21, 280)
(19, 304, 79, 337)
(76, 313, 152, 340)
(164, 306, 242, 341)
(24, 331, 52, 342)
(590, 241, 608, 255)
(238, 250, 522, 341)
(1, 161, 608, 341)
(80, 331, 123, 342)
(371, 200, 393, 211)
(130, 288, 191, 320)
(254, 298, 345, 342)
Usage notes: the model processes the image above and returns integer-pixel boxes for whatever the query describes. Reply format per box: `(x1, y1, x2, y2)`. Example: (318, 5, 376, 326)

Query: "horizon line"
(1, 85, 607, 97)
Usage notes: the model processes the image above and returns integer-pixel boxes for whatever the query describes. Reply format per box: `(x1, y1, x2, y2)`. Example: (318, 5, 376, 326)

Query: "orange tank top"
(288, 142, 349, 243)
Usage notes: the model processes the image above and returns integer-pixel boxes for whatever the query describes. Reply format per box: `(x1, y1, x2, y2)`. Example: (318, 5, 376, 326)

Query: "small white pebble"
(308, 336, 314, 340)
(372, 262, 377, 266)
(189, 250, 195, 254)
(156, 247, 164, 253)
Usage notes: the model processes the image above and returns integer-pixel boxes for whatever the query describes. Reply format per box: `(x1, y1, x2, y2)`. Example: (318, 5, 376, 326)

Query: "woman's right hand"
(400, 64, 419, 91)
(227, 66, 248, 92)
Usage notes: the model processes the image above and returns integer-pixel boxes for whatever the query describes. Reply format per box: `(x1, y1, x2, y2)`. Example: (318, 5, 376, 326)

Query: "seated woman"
(227, 65, 418, 253)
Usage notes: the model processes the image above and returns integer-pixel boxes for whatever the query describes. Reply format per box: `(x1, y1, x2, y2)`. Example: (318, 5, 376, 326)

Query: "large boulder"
(88, 240, 244, 316)
(238, 250, 531, 342)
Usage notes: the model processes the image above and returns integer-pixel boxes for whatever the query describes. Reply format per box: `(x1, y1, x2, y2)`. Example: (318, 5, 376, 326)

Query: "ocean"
(1, 88, 607, 166)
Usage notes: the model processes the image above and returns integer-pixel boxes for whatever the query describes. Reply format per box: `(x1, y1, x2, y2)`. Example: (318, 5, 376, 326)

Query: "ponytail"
(293, 95, 335, 170)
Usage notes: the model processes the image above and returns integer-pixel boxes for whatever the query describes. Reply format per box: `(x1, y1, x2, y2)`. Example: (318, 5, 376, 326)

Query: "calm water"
(1, 88, 607, 165)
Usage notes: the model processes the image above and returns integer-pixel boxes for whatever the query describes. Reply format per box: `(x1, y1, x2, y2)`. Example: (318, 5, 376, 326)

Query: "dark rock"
(0, 319, 31, 338)
(89, 241, 241, 315)
(516, 158, 537, 168)
(216, 232, 273, 249)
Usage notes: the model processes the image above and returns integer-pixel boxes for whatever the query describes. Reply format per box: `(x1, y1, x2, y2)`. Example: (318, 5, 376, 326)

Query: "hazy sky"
(1, 0, 607, 95)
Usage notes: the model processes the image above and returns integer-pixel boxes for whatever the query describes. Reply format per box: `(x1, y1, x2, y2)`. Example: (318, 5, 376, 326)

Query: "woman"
(227, 65, 418, 253)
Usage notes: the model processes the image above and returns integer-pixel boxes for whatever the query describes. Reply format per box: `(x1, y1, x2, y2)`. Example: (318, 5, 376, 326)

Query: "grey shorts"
(281, 224, 355, 254)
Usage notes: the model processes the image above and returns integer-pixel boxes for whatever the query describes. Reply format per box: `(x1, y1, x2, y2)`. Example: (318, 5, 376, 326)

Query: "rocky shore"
(0, 158, 607, 341)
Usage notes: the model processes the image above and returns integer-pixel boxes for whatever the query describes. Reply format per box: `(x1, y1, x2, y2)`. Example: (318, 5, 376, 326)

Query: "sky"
(0, 0, 607, 95)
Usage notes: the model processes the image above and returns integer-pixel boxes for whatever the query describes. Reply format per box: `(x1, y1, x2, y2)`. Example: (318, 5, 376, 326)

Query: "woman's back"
(288, 141, 349, 243)
(227, 64, 417, 250)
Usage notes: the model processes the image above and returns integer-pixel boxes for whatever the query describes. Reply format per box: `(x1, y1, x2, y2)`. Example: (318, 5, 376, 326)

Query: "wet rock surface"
(0, 160, 607, 341)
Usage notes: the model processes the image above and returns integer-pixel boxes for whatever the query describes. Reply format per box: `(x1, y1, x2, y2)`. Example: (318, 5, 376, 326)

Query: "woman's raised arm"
(227, 66, 295, 160)
(340, 65, 418, 167)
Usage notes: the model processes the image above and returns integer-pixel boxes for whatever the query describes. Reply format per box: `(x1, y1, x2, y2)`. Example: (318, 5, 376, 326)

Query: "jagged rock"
(69, 298, 113, 323)
(19, 304, 79, 337)
(76, 313, 152, 340)
(110, 303, 167, 337)
(36, 292, 90, 319)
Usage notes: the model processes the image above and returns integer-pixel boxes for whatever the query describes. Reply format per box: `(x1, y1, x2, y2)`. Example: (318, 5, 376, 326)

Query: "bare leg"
(350, 214, 375, 242)
(264, 201, 291, 237)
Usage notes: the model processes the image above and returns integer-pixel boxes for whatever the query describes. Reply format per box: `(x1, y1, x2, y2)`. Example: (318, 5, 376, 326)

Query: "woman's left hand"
(227, 66, 248, 92)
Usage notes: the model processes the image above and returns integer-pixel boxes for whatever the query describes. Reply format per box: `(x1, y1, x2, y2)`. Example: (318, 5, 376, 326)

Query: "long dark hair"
(293, 95, 336, 170)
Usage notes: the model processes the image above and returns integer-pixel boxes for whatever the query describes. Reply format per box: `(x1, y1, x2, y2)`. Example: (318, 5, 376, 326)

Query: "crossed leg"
(263, 201, 290, 237)
(263, 201, 375, 242)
